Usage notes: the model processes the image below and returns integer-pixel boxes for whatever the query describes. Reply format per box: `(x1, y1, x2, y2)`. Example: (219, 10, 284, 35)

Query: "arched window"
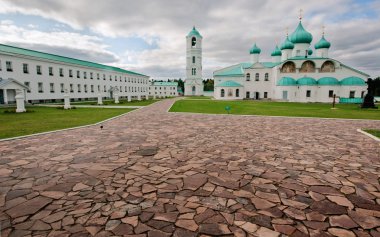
(221, 89, 225, 97)
(191, 37, 196, 47)
(236, 89, 240, 97)
(255, 73, 259, 81)
(320, 61, 335, 72)
(265, 73, 269, 81)
(246, 73, 250, 81)
(192, 56, 195, 64)
(300, 61, 316, 73)
(281, 62, 296, 73)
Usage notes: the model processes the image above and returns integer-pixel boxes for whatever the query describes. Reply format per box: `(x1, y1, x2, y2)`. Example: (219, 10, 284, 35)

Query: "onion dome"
(249, 43, 261, 54)
(187, 26, 202, 38)
(271, 45, 282, 56)
(308, 48, 313, 55)
(315, 35, 331, 49)
(280, 36, 294, 50)
(290, 21, 313, 44)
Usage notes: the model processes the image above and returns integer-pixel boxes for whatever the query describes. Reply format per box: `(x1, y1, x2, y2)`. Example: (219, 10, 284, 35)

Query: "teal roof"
(297, 77, 317, 86)
(280, 36, 294, 50)
(152, 82, 178, 86)
(315, 35, 331, 49)
(308, 48, 313, 55)
(215, 80, 243, 87)
(187, 26, 202, 38)
(249, 43, 261, 54)
(318, 77, 339, 85)
(290, 21, 313, 44)
(271, 45, 282, 56)
(261, 62, 282, 68)
(340, 77, 366, 86)
(214, 63, 252, 77)
(277, 77, 297, 86)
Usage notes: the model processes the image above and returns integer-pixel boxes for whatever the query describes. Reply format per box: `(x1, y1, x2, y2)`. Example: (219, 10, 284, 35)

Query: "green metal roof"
(271, 45, 282, 56)
(297, 77, 317, 86)
(0, 44, 148, 77)
(152, 81, 178, 86)
(249, 43, 261, 54)
(187, 26, 202, 38)
(261, 62, 282, 68)
(277, 77, 297, 86)
(214, 63, 252, 77)
(315, 35, 331, 49)
(280, 36, 294, 50)
(290, 21, 313, 44)
(318, 77, 339, 85)
(215, 80, 243, 87)
(340, 77, 366, 86)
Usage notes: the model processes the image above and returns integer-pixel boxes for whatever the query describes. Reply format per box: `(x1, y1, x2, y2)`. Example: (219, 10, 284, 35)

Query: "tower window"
(192, 56, 195, 63)
(191, 37, 196, 47)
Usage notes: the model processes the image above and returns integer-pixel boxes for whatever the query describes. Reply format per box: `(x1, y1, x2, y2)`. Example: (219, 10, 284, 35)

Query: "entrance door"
(246, 91, 250, 99)
(192, 86, 196, 95)
(255, 92, 260, 99)
(282, 91, 288, 100)
(0, 90, 3, 104)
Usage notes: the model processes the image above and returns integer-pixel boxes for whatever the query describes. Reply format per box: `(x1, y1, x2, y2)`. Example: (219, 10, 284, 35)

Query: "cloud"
(0, 0, 379, 78)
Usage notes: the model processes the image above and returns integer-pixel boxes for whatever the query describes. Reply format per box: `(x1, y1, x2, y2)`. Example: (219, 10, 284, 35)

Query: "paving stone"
(310, 200, 347, 215)
(175, 219, 198, 231)
(111, 223, 134, 235)
(328, 227, 356, 237)
(255, 227, 280, 237)
(273, 224, 296, 235)
(199, 223, 232, 235)
(183, 174, 208, 191)
(240, 222, 258, 233)
(329, 214, 358, 229)
(6, 196, 52, 218)
(251, 197, 276, 209)
(327, 195, 354, 209)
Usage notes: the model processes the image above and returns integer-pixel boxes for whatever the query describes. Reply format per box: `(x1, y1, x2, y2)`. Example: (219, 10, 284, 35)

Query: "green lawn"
(170, 100, 380, 120)
(364, 129, 380, 138)
(184, 96, 212, 100)
(69, 99, 160, 106)
(0, 107, 133, 139)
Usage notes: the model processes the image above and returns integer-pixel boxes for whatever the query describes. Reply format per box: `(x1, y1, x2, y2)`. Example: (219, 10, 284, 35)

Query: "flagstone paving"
(1, 98, 380, 237)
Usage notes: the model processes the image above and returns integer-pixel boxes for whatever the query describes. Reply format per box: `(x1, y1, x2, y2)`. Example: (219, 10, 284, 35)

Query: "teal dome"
(297, 77, 317, 86)
(280, 36, 294, 50)
(271, 45, 282, 56)
(187, 26, 202, 38)
(249, 43, 261, 54)
(340, 77, 366, 86)
(315, 36, 331, 49)
(308, 48, 313, 55)
(290, 21, 313, 44)
(318, 77, 339, 85)
(277, 77, 297, 86)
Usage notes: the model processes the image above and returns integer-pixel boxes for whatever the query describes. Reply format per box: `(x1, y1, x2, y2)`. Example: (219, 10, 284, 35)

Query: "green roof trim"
(0, 44, 148, 77)
(290, 21, 313, 44)
(187, 26, 202, 38)
(152, 82, 178, 86)
(215, 80, 243, 87)
(318, 77, 340, 85)
(340, 77, 366, 86)
(277, 77, 297, 86)
(297, 77, 317, 86)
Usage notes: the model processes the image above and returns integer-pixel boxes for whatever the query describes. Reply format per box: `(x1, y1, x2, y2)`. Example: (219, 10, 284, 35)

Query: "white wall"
(149, 85, 178, 97)
(214, 87, 244, 100)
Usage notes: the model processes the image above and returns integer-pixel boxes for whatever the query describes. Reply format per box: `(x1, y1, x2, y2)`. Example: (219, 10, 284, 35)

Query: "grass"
(68, 99, 160, 106)
(0, 106, 133, 139)
(364, 129, 380, 138)
(184, 96, 212, 100)
(170, 100, 380, 120)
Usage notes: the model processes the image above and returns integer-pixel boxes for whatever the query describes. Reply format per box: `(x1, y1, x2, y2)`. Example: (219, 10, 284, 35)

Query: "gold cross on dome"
(299, 9, 303, 20)
(322, 25, 325, 35)
(286, 27, 289, 36)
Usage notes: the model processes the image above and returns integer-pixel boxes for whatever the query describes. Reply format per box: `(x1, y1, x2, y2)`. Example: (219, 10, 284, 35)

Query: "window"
(264, 92, 268, 98)
(84, 72, 87, 79)
(361, 91, 365, 98)
(98, 85, 100, 92)
(36, 66, 42, 75)
(191, 37, 196, 47)
(97, 73, 100, 80)
(6, 61, 12, 72)
(104, 85, 106, 92)
(191, 68, 197, 75)
(91, 85, 94, 93)
(329, 90, 334, 98)
(38, 82, 43, 93)
(84, 84, 88, 93)
(246, 73, 250, 81)
(60, 83, 64, 93)
(59, 68, 64, 77)
(77, 84, 81, 93)
(24, 82, 31, 93)
(306, 90, 311, 97)
(21, 63, 29, 74)
(264, 73, 269, 81)
(255, 73, 259, 81)
(300, 61, 316, 73)
(349, 91, 355, 98)
(221, 89, 225, 97)
(103, 74, 106, 80)
(70, 84, 73, 93)
(236, 89, 240, 97)
(110, 75, 112, 81)
(49, 67, 53, 76)
(69, 69, 73, 77)
(192, 56, 195, 63)
(321, 61, 335, 73)
(77, 70, 80, 78)
(90, 72, 93, 79)
(50, 83, 55, 93)
(0, 60, 2, 71)
(281, 61, 296, 73)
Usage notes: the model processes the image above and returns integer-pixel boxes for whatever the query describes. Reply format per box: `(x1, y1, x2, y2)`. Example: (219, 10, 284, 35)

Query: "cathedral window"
(281, 62, 296, 73)
(300, 61, 316, 73)
(221, 89, 225, 97)
(255, 73, 259, 81)
(265, 73, 269, 81)
(246, 73, 250, 81)
(320, 61, 335, 72)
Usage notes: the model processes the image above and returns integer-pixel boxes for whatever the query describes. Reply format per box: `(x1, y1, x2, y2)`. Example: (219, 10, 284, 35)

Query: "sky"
(0, 0, 379, 79)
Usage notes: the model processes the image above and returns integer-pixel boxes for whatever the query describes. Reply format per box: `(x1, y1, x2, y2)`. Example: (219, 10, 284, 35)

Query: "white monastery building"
(149, 81, 178, 98)
(184, 27, 204, 96)
(213, 16, 369, 102)
(0, 44, 150, 105)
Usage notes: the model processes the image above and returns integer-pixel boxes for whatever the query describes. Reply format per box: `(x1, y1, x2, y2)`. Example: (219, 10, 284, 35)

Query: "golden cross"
(322, 25, 325, 35)
(286, 27, 289, 36)
(299, 9, 303, 20)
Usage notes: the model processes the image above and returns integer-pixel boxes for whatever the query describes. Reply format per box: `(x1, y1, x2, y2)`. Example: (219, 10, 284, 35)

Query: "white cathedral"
(186, 17, 369, 102)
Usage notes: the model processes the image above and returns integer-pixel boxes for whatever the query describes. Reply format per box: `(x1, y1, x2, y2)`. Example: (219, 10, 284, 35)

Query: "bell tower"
(184, 26, 203, 96)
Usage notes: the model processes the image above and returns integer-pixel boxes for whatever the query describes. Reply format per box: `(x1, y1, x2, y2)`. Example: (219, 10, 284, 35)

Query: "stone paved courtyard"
(1, 98, 380, 237)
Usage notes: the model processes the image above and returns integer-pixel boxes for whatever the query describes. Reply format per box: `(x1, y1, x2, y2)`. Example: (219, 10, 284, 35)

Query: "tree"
(203, 79, 214, 91)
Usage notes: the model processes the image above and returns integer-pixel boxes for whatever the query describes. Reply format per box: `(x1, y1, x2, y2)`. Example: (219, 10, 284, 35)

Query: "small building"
(149, 81, 178, 98)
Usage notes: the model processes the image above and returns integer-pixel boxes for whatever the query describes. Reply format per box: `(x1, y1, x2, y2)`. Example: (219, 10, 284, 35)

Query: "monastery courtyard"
(1, 98, 380, 237)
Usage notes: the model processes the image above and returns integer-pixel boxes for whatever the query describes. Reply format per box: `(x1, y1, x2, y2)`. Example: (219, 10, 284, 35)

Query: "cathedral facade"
(213, 18, 368, 103)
